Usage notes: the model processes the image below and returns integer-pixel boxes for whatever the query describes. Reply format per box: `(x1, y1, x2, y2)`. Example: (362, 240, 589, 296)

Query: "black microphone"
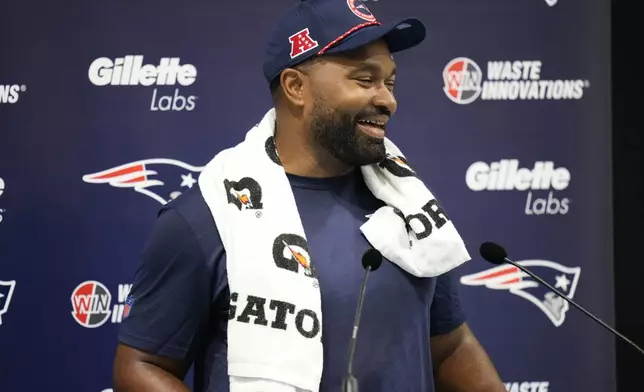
(342, 248, 383, 392)
(479, 241, 644, 356)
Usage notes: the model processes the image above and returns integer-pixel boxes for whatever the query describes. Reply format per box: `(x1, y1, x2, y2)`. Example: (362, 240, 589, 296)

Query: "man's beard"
(309, 96, 387, 167)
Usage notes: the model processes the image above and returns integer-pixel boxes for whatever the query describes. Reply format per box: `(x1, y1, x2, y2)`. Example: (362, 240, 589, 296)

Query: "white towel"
(198, 108, 470, 392)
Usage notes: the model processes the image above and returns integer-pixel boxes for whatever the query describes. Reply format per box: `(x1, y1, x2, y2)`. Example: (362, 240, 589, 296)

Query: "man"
(112, 0, 507, 391)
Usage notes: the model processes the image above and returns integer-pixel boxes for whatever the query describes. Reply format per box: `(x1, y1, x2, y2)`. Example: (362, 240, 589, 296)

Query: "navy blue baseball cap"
(263, 0, 426, 85)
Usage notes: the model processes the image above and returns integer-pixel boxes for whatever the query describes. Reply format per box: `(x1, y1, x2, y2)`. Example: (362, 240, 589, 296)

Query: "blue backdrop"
(0, 0, 614, 391)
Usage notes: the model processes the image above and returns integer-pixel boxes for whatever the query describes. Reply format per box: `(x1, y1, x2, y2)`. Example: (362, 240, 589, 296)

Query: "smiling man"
(112, 1, 507, 392)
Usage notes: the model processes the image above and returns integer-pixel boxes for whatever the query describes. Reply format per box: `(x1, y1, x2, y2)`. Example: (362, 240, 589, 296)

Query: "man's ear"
(280, 67, 307, 107)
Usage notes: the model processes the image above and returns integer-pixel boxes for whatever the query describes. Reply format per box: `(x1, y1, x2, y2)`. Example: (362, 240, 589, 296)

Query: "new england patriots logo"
(460, 260, 581, 327)
(82, 158, 205, 205)
(0, 280, 16, 326)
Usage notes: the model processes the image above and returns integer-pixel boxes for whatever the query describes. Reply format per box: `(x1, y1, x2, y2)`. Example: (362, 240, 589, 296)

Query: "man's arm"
(431, 322, 506, 392)
(112, 207, 212, 392)
(429, 268, 506, 392)
(113, 345, 191, 392)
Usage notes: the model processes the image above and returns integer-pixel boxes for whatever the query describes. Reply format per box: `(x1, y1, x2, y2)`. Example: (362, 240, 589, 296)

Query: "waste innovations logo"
(88, 55, 198, 112)
(443, 58, 589, 104)
(0, 84, 27, 105)
(71, 281, 133, 328)
(466, 159, 570, 215)
(504, 381, 550, 392)
(0, 176, 6, 223)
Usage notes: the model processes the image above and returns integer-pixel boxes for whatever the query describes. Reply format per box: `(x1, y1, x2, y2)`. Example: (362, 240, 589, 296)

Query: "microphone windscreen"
(362, 248, 383, 271)
(479, 242, 508, 265)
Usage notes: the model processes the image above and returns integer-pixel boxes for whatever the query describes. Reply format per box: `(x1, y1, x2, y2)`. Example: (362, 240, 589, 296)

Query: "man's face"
(303, 40, 398, 167)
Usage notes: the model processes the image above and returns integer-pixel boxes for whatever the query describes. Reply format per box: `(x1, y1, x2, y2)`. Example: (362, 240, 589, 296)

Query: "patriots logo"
(460, 260, 581, 327)
(347, 0, 376, 22)
(0, 280, 16, 326)
(82, 158, 206, 205)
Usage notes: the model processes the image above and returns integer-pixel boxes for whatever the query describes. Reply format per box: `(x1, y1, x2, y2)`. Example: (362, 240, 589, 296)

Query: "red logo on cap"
(347, 0, 376, 22)
(289, 28, 319, 59)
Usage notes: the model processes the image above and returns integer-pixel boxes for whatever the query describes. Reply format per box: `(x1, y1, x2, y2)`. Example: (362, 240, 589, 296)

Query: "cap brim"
(322, 17, 426, 56)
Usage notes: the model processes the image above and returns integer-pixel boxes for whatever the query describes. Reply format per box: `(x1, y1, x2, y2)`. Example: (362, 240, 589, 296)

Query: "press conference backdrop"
(0, 0, 613, 391)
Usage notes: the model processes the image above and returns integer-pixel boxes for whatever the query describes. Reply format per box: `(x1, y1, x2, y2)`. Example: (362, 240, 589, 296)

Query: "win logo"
(71, 281, 133, 328)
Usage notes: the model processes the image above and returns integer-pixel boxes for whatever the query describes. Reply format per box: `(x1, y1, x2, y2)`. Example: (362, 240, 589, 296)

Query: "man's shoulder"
(164, 183, 208, 219)
(160, 183, 221, 256)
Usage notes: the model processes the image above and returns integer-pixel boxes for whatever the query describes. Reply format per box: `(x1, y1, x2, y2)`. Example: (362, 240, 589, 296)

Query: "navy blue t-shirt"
(118, 169, 466, 392)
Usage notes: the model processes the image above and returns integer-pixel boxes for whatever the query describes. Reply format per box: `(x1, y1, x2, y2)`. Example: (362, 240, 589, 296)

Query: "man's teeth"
(358, 120, 386, 128)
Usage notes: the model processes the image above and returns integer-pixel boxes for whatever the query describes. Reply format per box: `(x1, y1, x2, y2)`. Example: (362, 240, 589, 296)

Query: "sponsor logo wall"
(443, 58, 590, 104)
(465, 160, 571, 215)
(71, 281, 133, 328)
(88, 56, 199, 112)
(0, 0, 613, 391)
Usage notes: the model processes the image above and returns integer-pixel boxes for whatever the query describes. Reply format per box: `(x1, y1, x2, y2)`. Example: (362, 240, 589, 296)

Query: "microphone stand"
(341, 265, 373, 392)
(505, 257, 644, 356)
